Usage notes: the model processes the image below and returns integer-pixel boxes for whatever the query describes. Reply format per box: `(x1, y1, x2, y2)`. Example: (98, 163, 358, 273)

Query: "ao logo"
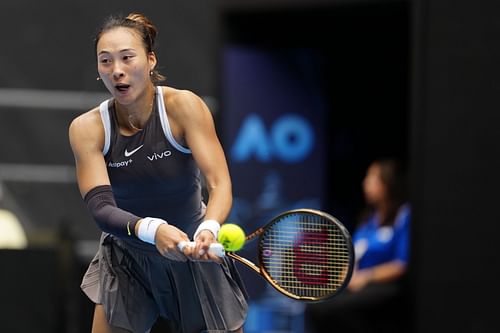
(231, 114, 315, 163)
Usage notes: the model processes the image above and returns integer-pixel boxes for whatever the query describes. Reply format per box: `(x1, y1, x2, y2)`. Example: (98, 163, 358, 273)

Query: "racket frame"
(227, 208, 354, 302)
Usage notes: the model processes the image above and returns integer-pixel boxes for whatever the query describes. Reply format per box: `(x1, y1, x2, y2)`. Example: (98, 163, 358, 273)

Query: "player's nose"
(112, 64, 125, 80)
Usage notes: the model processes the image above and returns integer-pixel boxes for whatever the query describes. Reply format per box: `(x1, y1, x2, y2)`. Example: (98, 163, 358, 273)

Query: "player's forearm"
(85, 185, 141, 238)
(203, 180, 233, 225)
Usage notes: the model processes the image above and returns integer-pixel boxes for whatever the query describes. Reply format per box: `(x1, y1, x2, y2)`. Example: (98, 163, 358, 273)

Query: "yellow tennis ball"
(218, 223, 246, 252)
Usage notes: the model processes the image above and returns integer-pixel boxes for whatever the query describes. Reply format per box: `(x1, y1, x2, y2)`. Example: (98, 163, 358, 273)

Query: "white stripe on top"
(99, 100, 111, 156)
(156, 86, 191, 154)
(98, 87, 191, 156)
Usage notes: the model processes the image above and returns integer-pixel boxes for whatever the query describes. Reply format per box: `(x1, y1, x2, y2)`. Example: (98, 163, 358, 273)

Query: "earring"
(96, 77, 101, 81)
(150, 71, 153, 76)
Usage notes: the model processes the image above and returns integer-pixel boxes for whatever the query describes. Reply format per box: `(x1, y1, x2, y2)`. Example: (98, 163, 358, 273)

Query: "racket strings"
(260, 213, 351, 300)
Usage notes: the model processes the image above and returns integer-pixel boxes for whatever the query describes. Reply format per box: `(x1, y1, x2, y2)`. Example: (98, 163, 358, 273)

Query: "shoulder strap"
(156, 86, 191, 154)
(99, 100, 112, 155)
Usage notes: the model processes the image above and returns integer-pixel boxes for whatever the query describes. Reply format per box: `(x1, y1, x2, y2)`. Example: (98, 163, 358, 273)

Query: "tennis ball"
(218, 223, 246, 252)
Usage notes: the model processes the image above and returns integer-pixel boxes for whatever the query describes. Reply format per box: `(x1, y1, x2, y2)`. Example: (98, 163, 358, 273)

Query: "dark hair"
(94, 13, 166, 85)
(362, 158, 408, 227)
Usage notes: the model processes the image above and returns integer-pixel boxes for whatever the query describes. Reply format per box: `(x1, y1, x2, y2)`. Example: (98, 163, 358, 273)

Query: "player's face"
(362, 163, 387, 206)
(96, 27, 156, 104)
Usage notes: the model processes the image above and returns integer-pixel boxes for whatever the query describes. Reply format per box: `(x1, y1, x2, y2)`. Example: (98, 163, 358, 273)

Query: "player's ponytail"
(126, 13, 158, 44)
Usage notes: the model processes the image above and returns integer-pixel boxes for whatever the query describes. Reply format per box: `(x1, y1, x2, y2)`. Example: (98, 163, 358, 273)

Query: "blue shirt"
(353, 204, 411, 270)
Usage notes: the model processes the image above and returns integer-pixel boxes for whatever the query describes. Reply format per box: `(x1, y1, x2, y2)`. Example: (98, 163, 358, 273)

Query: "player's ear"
(148, 52, 157, 71)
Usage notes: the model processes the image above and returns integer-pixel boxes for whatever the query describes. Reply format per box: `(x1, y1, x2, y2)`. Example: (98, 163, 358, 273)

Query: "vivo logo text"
(147, 150, 172, 161)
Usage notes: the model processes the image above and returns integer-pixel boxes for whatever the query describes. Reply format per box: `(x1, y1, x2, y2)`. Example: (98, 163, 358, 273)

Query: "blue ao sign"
(231, 113, 314, 163)
(222, 47, 326, 213)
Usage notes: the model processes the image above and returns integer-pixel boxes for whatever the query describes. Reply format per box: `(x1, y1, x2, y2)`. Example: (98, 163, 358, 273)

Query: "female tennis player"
(69, 13, 247, 333)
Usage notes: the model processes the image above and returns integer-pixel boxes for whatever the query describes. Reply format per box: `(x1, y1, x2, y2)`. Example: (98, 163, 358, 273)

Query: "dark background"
(0, 0, 499, 332)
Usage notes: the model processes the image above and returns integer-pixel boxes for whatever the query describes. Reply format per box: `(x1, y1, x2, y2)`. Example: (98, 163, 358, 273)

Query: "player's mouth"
(115, 83, 131, 93)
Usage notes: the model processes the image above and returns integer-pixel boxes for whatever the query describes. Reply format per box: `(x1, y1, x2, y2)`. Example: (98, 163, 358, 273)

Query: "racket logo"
(293, 229, 329, 285)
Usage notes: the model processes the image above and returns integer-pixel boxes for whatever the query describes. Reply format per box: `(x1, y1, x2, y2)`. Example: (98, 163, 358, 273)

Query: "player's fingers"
(161, 244, 188, 262)
(178, 241, 201, 261)
(181, 243, 193, 257)
(195, 241, 223, 262)
(177, 241, 202, 260)
(193, 242, 206, 259)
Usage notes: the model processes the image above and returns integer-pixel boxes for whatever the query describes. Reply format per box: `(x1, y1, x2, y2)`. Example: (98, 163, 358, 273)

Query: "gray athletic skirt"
(81, 233, 248, 333)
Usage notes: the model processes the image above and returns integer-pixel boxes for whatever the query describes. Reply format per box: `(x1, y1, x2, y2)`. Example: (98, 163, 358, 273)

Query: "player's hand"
(186, 229, 222, 263)
(154, 224, 190, 261)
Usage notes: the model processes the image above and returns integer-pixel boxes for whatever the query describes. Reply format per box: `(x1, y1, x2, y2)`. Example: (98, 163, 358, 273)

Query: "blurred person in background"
(69, 12, 247, 333)
(305, 158, 411, 333)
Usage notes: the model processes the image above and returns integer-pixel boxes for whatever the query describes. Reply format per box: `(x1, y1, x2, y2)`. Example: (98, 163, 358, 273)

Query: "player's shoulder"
(159, 86, 209, 127)
(69, 106, 103, 138)
(161, 86, 204, 110)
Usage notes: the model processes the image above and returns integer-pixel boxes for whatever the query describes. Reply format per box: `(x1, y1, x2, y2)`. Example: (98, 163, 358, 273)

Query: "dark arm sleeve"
(84, 185, 141, 238)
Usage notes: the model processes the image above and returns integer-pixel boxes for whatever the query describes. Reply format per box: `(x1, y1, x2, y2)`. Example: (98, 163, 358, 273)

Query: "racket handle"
(178, 241, 225, 257)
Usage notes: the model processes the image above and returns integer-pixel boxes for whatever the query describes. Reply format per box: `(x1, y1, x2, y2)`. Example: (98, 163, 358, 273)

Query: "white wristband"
(193, 219, 220, 240)
(137, 217, 168, 245)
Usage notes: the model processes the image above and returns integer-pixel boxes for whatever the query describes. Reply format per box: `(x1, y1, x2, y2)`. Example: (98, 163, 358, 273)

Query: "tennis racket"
(179, 208, 354, 302)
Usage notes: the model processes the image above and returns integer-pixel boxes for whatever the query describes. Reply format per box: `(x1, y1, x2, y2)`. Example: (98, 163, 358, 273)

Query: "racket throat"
(227, 253, 261, 274)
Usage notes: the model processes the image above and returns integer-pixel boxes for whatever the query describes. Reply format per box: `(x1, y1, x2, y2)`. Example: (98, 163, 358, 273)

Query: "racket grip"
(178, 241, 225, 257)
